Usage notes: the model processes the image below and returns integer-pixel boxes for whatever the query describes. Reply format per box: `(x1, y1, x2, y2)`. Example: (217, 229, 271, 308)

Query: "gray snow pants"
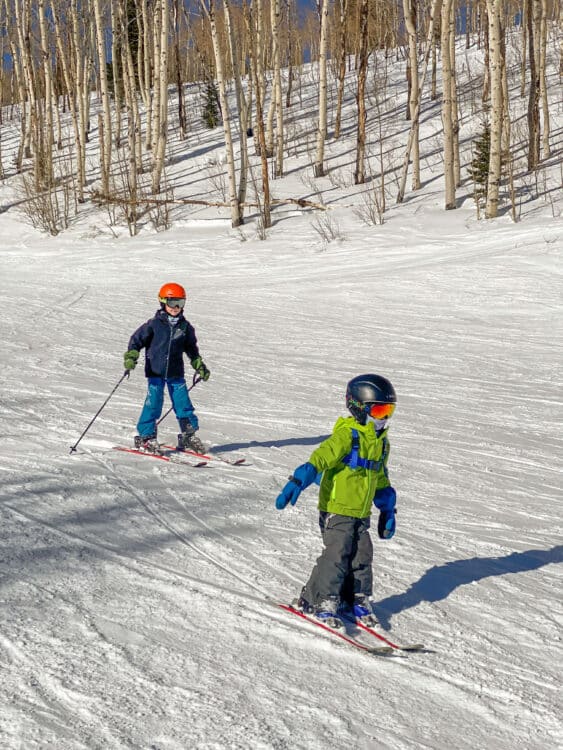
(301, 512, 373, 607)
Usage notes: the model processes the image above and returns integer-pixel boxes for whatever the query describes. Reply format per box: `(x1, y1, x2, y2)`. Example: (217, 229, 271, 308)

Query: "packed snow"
(1, 32, 562, 750)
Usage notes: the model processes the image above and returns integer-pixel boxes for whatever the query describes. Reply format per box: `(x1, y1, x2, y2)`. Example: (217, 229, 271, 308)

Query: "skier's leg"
(349, 518, 373, 597)
(301, 514, 357, 609)
(167, 377, 198, 431)
(136, 378, 165, 437)
(168, 378, 205, 451)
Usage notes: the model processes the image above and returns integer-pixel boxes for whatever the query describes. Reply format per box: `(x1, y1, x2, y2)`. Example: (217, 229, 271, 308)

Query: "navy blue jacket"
(128, 309, 200, 379)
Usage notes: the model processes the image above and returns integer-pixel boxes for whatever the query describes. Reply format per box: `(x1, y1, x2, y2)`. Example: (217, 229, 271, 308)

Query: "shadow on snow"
(375, 545, 563, 630)
(213, 434, 330, 453)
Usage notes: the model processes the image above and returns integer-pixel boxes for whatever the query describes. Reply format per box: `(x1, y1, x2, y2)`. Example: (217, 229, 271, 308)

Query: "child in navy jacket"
(124, 282, 210, 453)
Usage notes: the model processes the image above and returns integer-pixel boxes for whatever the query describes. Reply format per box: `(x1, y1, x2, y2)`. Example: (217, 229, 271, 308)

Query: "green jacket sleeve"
(308, 429, 352, 473)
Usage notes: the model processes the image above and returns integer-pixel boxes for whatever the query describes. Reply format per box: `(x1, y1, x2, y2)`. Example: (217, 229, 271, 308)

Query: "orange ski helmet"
(158, 282, 186, 306)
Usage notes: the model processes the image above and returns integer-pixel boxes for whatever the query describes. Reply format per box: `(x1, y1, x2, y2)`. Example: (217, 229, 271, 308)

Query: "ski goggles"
(366, 402, 395, 420)
(161, 297, 185, 309)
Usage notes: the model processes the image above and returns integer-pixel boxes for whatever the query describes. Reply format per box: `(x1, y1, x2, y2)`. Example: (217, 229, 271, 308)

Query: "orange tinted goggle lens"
(367, 403, 395, 419)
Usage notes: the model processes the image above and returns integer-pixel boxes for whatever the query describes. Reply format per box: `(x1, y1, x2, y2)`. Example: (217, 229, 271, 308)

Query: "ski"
(112, 446, 208, 467)
(162, 445, 246, 466)
(278, 604, 394, 656)
(342, 614, 425, 652)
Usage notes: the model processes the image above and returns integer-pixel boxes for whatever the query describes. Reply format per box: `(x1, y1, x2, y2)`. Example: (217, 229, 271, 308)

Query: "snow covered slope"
(1, 34, 562, 750)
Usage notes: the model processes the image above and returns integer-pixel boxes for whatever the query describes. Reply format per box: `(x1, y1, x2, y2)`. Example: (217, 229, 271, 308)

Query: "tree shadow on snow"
(212, 434, 330, 453)
(375, 545, 563, 630)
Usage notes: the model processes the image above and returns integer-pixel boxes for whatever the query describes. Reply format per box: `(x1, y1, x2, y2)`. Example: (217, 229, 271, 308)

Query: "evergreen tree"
(467, 122, 491, 202)
(202, 82, 220, 129)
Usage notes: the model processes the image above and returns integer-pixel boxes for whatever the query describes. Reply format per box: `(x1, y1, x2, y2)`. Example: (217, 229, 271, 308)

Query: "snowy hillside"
(1, 31, 562, 750)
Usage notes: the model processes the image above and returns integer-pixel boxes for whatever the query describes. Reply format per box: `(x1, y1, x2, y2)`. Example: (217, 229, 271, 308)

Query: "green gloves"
(191, 356, 210, 381)
(124, 350, 140, 370)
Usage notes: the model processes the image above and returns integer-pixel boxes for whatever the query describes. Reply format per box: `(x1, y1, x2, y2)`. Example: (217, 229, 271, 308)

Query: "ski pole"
(69, 371, 130, 454)
(157, 373, 202, 426)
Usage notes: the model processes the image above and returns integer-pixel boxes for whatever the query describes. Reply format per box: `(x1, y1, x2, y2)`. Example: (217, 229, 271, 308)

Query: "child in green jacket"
(275, 374, 397, 624)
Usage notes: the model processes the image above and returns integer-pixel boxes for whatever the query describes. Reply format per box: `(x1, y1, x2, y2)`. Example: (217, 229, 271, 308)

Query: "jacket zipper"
(164, 320, 173, 379)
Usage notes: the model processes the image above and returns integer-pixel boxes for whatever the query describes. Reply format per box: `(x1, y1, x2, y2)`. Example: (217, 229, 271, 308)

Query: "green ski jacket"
(308, 416, 391, 519)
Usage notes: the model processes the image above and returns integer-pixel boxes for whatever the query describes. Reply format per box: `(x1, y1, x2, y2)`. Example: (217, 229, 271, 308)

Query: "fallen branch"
(88, 191, 328, 211)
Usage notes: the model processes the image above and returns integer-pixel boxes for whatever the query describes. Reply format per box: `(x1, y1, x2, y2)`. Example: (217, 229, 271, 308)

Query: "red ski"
(162, 445, 246, 465)
(278, 604, 394, 656)
(342, 615, 425, 652)
(113, 446, 208, 467)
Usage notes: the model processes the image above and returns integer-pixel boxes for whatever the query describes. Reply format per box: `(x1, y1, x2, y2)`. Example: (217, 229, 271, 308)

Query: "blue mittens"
(377, 509, 397, 539)
(275, 462, 318, 510)
(373, 486, 397, 539)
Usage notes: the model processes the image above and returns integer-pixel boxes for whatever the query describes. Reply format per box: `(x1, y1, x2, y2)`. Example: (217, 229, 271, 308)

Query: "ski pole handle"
(157, 373, 202, 426)
(69, 371, 130, 454)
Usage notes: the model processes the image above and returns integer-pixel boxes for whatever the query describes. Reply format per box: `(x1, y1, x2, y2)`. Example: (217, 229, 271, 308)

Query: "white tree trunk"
(152, 0, 169, 193)
(92, 0, 113, 195)
(539, 0, 550, 157)
(313, 0, 329, 177)
(224, 0, 249, 205)
(37, 0, 54, 185)
(271, 0, 284, 176)
(354, 0, 369, 184)
(51, 1, 85, 200)
(485, 0, 504, 218)
(441, 0, 456, 209)
(397, 0, 443, 203)
(200, 0, 242, 227)
(403, 0, 420, 189)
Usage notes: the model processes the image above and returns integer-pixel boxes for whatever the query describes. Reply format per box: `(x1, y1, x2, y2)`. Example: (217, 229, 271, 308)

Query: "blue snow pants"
(137, 377, 198, 437)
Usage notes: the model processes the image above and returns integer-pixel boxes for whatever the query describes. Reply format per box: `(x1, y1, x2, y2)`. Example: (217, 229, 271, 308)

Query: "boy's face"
(165, 303, 183, 316)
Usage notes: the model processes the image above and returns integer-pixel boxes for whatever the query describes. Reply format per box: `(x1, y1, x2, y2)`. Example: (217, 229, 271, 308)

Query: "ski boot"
(351, 594, 378, 626)
(134, 435, 159, 454)
(292, 595, 313, 614)
(177, 423, 205, 454)
(313, 597, 343, 629)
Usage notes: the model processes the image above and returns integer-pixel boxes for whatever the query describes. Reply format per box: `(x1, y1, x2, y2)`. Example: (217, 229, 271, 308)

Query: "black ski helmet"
(346, 374, 397, 424)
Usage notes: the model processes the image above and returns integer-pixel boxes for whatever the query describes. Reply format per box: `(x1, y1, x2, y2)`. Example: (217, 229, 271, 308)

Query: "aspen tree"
(111, 0, 123, 148)
(51, 0, 85, 200)
(151, 0, 169, 193)
(200, 0, 242, 227)
(93, 0, 113, 196)
(313, 0, 329, 177)
(138, 0, 154, 150)
(223, 0, 249, 203)
(449, 4, 460, 187)
(151, 0, 162, 155)
(252, 0, 268, 156)
(13, 0, 37, 167)
(119, 0, 142, 174)
(441, 0, 456, 209)
(271, 0, 284, 176)
(403, 0, 420, 189)
(527, 0, 541, 169)
(173, 0, 187, 140)
(116, 0, 138, 232)
(37, 0, 54, 186)
(485, 0, 503, 218)
(354, 0, 369, 184)
(334, 0, 348, 140)
(539, 0, 550, 157)
(284, 0, 297, 109)
(246, 0, 271, 228)
(397, 0, 443, 203)
(431, 18, 438, 100)
(520, 0, 528, 97)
